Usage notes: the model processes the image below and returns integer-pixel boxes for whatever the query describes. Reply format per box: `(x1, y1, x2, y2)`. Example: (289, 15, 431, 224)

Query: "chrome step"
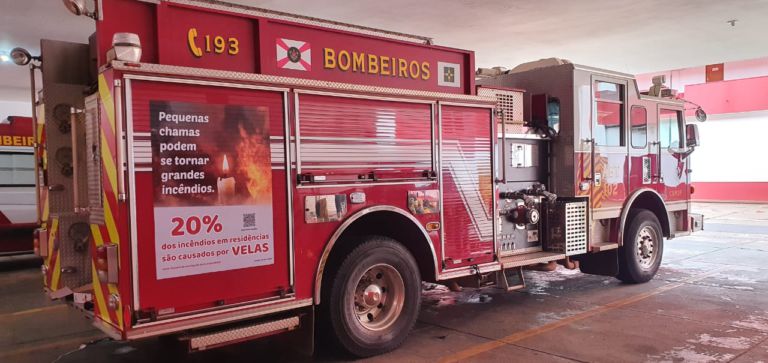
(498, 267, 525, 291)
(499, 251, 566, 269)
(590, 242, 619, 252)
(185, 316, 300, 351)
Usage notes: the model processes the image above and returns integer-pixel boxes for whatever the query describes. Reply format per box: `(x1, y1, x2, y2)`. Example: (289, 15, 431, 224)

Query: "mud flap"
(297, 307, 315, 357)
(575, 249, 619, 277)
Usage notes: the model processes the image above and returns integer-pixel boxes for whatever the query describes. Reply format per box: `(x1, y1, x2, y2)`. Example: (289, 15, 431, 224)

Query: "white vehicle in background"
(0, 116, 37, 255)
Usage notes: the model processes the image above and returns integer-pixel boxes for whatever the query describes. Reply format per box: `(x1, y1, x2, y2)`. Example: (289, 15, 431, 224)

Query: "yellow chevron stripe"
(102, 193, 119, 244)
(51, 254, 61, 290)
(97, 76, 122, 328)
(90, 264, 110, 326)
(90, 224, 104, 247)
(98, 74, 115, 130)
(45, 219, 57, 266)
(100, 131, 118, 200)
(49, 219, 61, 289)
(90, 225, 114, 326)
(41, 194, 49, 224)
(36, 123, 44, 141)
(107, 284, 123, 328)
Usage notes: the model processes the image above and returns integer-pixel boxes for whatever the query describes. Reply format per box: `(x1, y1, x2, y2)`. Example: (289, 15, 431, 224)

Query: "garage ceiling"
(1, 0, 767, 102)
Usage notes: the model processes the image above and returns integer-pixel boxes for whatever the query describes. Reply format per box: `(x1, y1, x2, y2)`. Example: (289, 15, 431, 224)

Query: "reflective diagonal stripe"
(102, 189, 119, 244)
(100, 119, 118, 199)
(47, 218, 60, 289)
(98, 74, 115, 130)
(94, 72, 122, 329)
(90, 264, 110, 326)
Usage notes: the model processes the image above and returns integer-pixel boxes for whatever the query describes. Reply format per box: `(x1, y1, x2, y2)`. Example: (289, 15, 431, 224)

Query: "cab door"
(590, 78, 630, 219)
(656, 107, 688, 203)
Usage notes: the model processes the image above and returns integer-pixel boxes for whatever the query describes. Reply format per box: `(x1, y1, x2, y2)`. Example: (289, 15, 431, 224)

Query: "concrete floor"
(2, 203, 768, 363)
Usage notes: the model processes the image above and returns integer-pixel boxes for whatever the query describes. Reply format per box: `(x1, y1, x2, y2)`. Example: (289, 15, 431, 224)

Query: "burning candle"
(217, 154, 236, 203)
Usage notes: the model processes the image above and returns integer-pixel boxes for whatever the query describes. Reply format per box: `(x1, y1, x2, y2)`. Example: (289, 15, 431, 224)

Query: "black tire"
(617, 209, 664, 283)
(324, 235, 421, 357)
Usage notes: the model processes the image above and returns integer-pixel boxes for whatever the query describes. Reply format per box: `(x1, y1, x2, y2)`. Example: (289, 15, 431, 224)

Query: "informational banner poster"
(150, 100, 274, 279)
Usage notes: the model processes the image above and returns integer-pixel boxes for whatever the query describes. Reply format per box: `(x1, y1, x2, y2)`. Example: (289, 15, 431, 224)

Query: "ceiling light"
(0, 54, 9, 63)
(109, 33, 142, 62)
(10, 47, 32, 66)
(62, 0, 97, 19)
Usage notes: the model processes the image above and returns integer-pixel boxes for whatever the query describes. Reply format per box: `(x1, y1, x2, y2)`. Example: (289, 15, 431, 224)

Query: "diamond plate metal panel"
(188, 316, 300, 351)
(56, 213, 93, 289)
(84, 94, 104, 224)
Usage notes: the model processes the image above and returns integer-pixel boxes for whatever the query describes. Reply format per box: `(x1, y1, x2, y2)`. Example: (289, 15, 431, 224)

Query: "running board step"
(591, 242, 619, 252)
(184, 316, 300, 351)
(498, 267, 525, 292)
(499, 251, 566, 269)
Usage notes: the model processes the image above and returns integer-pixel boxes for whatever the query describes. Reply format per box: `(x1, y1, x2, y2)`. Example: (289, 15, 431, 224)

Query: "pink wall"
(636, 57, 768, 93)
(636, 56, 768, 203)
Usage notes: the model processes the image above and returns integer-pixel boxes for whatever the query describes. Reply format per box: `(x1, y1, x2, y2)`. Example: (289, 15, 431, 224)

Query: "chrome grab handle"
(496, 108, 507, 184)
(71, 108, 82, 213)
(115, 79, 126, 201)
(582, 138, 595, 182)
(650, 141, 662, 182)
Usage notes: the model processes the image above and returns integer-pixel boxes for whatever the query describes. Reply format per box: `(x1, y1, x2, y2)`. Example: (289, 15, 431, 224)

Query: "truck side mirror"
(530, 94, 559, 138)
(695, 107, 707, 122)
(686, 123, 699, 148)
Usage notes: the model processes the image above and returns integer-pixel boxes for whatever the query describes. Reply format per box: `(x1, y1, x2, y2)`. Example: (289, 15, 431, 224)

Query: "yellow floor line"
(439, 269, 725, 362)
(0, 304, 66, 319)
(0, 333, 106, 360)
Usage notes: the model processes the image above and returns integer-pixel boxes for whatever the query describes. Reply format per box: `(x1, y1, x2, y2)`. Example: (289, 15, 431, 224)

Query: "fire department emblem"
(437, 62, 461, 87)
(276, 38, 311, 71)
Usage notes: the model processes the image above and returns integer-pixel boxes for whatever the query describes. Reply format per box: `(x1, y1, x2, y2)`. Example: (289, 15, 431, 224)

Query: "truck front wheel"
(325, 236, 421, 357)
(617, 209, 664, 283)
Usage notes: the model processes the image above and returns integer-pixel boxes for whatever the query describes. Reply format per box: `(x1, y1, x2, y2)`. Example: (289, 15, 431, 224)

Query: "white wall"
(0, 100, 32, 119)
(691, 111, 768, 183)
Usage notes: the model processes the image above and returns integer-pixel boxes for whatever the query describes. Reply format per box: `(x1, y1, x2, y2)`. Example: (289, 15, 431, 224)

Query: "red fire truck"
(21, 0, 702, 357)
(0, 116, 38, 255)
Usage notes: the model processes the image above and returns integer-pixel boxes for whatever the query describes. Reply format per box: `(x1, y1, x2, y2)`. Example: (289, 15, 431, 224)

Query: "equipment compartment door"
(126, 79, 291, 317)
(440, 104, 495, 269)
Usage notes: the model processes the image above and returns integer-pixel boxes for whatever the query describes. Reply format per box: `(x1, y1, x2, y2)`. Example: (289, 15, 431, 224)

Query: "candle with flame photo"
(217, 154, 236, 203)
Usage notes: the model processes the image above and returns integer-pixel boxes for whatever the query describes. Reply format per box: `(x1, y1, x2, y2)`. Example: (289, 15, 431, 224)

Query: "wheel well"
(626, 191, 670, 238)
(319, 211, 437, 303)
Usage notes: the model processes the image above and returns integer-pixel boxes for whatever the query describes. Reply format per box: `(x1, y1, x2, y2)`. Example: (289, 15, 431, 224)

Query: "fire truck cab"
(478, 59, 702, 279)
(23, 0, 701, 357)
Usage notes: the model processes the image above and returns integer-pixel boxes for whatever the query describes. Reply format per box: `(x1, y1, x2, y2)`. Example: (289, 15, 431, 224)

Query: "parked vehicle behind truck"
(0, 116, 38, 256)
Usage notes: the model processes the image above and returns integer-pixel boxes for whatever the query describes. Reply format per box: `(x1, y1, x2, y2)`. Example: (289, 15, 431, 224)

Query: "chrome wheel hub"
(636, 226, 657, 269)
(352, 264, 405, 331)
(362, 284, 383, 308)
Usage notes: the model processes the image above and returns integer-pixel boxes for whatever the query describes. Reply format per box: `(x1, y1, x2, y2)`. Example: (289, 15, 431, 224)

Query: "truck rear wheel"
(617, 209, 664, 283)
(325, 236, 421, 357)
